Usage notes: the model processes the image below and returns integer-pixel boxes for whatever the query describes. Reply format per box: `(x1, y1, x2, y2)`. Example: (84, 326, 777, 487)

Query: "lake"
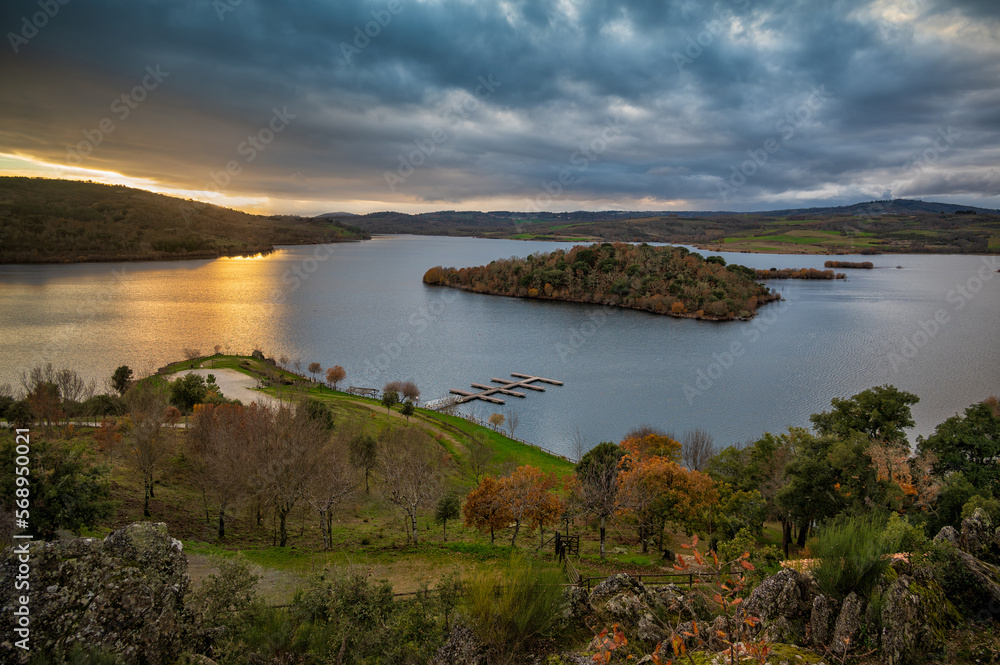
(1, 235, 997, 456)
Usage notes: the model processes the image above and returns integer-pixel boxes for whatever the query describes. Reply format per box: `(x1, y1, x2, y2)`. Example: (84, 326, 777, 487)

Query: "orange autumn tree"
(867, 443, 940, 513)
(463, 476, 512, 545)
(503, 465, 563, 547)
(617, 434, 717, 552)
(463, 466, 563, 547)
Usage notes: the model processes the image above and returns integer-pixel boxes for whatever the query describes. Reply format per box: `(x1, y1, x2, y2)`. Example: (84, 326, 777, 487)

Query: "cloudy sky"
(1, 0, 998, 215)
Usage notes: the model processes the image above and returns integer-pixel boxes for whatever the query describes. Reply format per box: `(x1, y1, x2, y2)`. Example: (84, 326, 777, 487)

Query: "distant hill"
(0, 177, 369, 264)
(328, 199, 999, 254)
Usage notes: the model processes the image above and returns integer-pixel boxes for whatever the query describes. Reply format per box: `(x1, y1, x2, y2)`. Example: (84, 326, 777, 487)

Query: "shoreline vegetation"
(423, 242, 782, 321)
(755, 267, 846, 280)
(825, 260, 874, 269)
(0, 177, 369, 264)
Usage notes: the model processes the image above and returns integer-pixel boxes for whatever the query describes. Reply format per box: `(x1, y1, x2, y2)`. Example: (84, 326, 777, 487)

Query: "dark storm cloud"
(0, 0, 997, 211)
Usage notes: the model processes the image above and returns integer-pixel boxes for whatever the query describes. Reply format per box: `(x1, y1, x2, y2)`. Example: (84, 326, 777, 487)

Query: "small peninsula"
(423, 242, 781, 320)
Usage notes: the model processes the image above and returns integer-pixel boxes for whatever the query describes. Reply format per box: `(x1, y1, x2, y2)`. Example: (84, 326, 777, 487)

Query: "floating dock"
(448, 373, 563, 405)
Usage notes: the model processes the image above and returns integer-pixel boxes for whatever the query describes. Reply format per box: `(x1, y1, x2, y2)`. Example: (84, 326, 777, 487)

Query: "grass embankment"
(0, 177, 369, 264)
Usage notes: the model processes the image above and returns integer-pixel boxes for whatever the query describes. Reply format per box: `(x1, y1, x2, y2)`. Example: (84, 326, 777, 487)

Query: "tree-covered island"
(424, 242, 782, 320)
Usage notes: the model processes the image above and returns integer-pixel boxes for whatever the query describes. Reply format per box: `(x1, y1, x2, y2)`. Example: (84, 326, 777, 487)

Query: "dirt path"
(177, 368, 286, 408)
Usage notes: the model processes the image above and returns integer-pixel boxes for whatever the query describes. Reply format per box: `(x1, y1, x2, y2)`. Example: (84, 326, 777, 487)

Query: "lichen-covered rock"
(743, 568, 815, 625)
(603, 591, 647, 622)
(830, 592, 863, 655)
(934, 525, 958, 546)
(960, 508, 994, 556)
(430, 623, 487, 665)
(589, 573, 648, 604)
(0, 522, 190, 664)
(636, 611, 669, 643)
(562, 585, 591, 622)
(648, 583, 686, 612)
(810, 594, 835, 648)
(879, 574, 957, 665)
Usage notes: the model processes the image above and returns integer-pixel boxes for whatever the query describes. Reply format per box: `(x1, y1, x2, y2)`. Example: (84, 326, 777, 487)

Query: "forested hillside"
(424, 242, 780, 320)
(0, 177, 368, 263)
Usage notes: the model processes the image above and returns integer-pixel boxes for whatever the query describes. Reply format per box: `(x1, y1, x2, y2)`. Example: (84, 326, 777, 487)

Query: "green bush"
(290, 568, 446, 665)
(716, 527, 782, 589)
(882, 513, 927, 552)
(464, 553, 567, 663)
(810, 514, 902, 601)
(190, 554, 264, 628)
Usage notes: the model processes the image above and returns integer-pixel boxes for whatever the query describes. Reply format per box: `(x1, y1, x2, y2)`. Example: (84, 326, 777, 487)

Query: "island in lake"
(424, 242, 782, 321)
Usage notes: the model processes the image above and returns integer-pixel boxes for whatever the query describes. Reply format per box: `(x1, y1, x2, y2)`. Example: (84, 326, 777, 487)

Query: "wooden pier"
(449, 373, 563, 405)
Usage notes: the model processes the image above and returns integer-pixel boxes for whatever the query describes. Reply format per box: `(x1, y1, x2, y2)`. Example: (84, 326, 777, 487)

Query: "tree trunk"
(796, 520, 809, 548)
(782, 518, 791, 559)
(218, 505, 226, 540)
(279, 510, 289, 547)
(410, 511, 419, 544)
(510, 520, 521, 547)
(490, 526, 494, 545)
(143, 482, 151, 518)
(599, 515, 607, 559)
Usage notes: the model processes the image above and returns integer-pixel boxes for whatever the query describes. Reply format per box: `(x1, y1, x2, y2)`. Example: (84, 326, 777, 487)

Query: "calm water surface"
(1, 235, 997, 456)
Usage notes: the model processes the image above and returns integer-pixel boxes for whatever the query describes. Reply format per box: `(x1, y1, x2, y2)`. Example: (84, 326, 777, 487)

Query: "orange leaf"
(680, 543, 691, 549)
(692, 534, 699, 547)
(731, 597, 743, 606)
(692, 620, 699, 636)
(740, 560, 755, 571)
(694, 551, 705, 566)
(711, 551, 719, 566)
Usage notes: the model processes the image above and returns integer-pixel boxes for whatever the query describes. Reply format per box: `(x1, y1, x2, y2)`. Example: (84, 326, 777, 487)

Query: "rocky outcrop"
(742, 567, 817, 645)
(430, 623, 487, 665)
(810, 594, 835, 648)
(960, 508, 994, 557)
(830, 592, 863, 655)
(0, 522, 190, 664)
(878, 574, 957, 665)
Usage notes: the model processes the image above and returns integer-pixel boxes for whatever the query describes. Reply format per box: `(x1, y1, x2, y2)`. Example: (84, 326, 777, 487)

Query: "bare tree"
(305, 433, 358, 549)
(573, 442, 625, 558)
(378, 428, 441, 543)
(399, 381, 420, 403)
(183, 348, 202, 360)
(55, 368, 88, 403)
(570, 427, 588, 463)
(260, 405, 326, 547)
(467, 431, 494, 482)
(488, 412, 505, 431)
(125, 379, 171, 517)
(505, 409, 520, 439)
(20, 363, 56, 395)
(307, 362, 322, 382)
(189, 403, 255, 538)
(681, 428, 715, 471)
